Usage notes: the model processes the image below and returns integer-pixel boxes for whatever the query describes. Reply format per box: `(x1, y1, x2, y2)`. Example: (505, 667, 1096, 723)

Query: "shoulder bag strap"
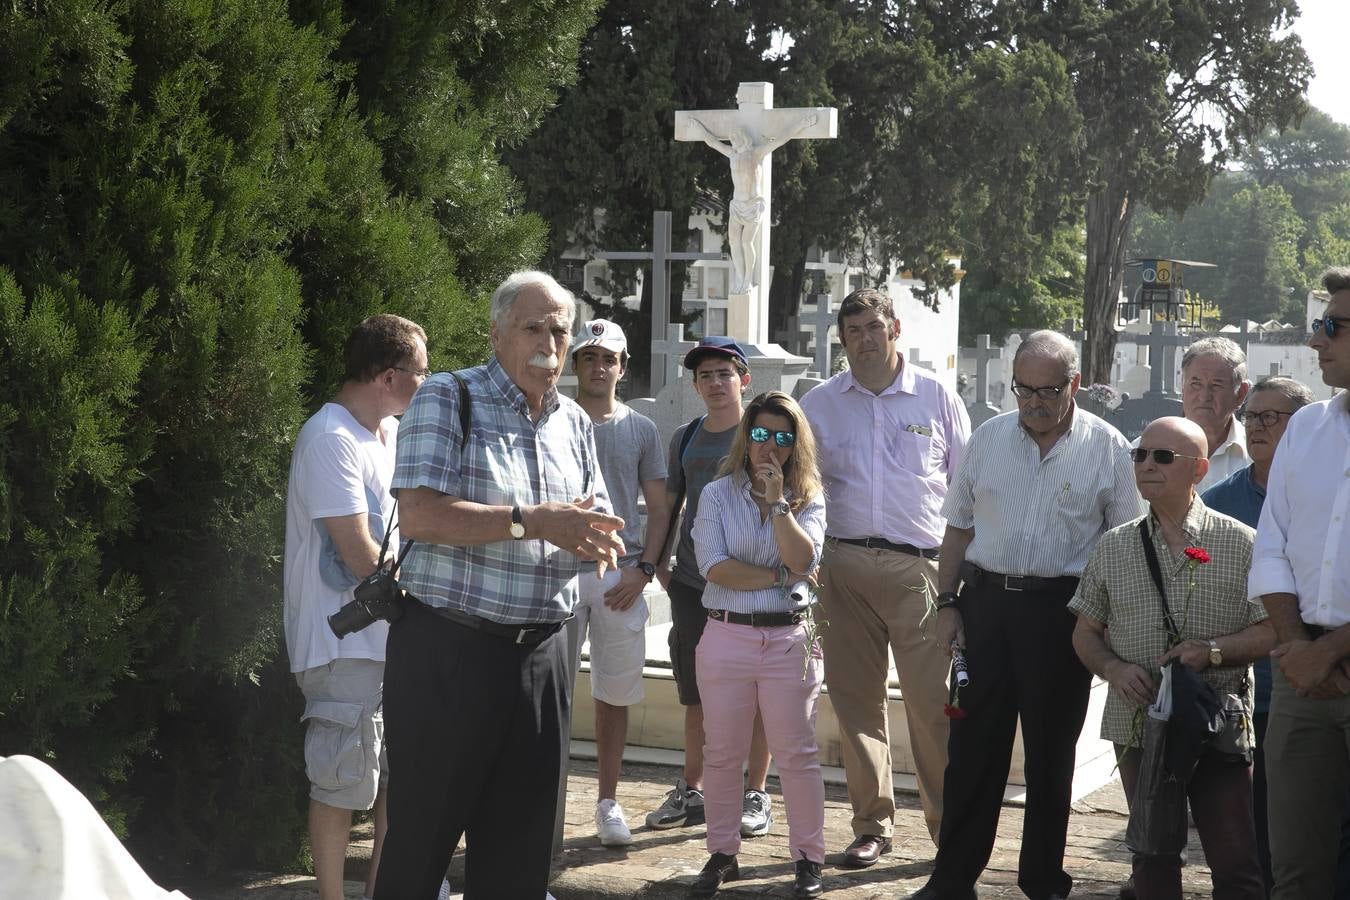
(391, 371, 473, 574)
(1138, 518, 1181, 641)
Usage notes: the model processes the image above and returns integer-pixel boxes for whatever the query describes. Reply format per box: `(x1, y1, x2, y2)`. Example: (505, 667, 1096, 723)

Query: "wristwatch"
(769, 499, 791, 518)
(1208, 640, 1223, 667)
(509, 505, 526, 540)
(936, 591, 960, 610)
(637, 561, 657, 582)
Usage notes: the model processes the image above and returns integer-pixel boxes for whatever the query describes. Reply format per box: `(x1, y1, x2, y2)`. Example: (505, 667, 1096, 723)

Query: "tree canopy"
(0, 0, 595, 874)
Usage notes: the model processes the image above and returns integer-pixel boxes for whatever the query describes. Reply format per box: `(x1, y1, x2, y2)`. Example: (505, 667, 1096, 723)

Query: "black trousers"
(373, 599, 570, 900)
(928, 577, 1092, 899)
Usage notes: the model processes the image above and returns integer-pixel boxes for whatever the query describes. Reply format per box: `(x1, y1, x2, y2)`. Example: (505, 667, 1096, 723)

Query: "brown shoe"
(842, 834, 892, 868)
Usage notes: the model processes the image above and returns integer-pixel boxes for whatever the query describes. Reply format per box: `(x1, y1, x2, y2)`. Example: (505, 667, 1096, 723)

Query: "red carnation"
(944, 703, 968, 720)
(1184, 546, 1211, 564)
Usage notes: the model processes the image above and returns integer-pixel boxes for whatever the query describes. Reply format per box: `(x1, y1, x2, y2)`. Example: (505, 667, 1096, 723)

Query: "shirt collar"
(1148, 494, 1210, 543)
(841, 359, 914, 397)
(1211, 415, 1248, 461)
(486, 356, 560, 419)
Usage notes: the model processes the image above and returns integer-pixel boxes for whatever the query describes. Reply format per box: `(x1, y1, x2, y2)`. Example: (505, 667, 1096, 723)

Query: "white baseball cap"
(573, 319, 628, 356)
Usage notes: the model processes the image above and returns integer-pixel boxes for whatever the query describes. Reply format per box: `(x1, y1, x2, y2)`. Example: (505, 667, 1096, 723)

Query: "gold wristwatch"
(1208, 640, 1223, 667)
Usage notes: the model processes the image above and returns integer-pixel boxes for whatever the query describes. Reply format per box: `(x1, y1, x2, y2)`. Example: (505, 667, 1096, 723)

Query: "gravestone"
(798, 293, 837, 377)
(963, 334, 1004, 426)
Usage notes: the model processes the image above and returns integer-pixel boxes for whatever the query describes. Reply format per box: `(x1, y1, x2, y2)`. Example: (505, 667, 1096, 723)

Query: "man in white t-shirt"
(570, 320, 670, 847)
(284, 313, 427, 900)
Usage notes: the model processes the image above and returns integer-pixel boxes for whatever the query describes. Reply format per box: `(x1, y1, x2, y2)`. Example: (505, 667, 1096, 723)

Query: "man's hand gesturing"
(525, 495, 626, 576)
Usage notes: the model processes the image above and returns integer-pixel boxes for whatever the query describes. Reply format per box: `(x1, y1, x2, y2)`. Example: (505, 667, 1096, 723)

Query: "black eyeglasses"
(1312, 316, 1350, 339)
(1240, 409, 1295, 428)
(1129, 448, 1203, 465)
(750, 426, 796, 447)
(1010, 380, 1070, 400)
(394, 366, 431, 378)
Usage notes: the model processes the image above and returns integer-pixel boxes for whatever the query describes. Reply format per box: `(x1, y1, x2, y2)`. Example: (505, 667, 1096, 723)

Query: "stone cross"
(798, 294, 837, 376)
(908, 347, 935, 373)
(966, 334, 1004, 425)
(1139, 321, 1192, 396)
(650, 324, 698, 395)
(596, 210, 722, 396)
(675, 83, 837, 345)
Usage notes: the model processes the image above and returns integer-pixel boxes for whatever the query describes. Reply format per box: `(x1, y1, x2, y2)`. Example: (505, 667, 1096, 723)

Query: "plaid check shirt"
(392, 358, 607, 625)
(1068, 497, 1266, 747)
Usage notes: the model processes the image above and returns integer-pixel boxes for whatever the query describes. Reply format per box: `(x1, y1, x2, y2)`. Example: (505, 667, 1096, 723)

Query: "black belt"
(832, 536, 939, 560)
(961, 562, 1079, 594)
(708, 608, 808, 627)
(412, 596, 568, 645)
(1306, 623, 1331, 639)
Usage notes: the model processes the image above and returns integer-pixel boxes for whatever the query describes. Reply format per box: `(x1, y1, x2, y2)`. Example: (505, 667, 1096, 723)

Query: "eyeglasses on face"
(1010, 380, 1069, 400)
(1239, 409, 1295, 428)
(750, 426, 796, 448)
(1312, 316, 1350, 339)
(1129, 448, 1203, 465)
(394, 366, 431, 378)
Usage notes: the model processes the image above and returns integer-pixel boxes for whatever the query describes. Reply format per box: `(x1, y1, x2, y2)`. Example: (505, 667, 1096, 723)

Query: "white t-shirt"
(284, 402, 398, 672)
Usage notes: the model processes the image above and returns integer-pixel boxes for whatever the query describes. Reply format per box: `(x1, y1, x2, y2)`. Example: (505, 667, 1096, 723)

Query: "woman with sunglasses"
(687, 390, 828, 898)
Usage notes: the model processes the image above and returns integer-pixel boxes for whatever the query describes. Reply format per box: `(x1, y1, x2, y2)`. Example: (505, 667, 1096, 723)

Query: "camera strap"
(380, 370, 474, 578)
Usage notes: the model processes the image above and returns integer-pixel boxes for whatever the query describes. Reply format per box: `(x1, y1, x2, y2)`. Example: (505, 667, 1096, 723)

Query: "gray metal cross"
(595, 210, 723, 395)
(650, 324, 699, 394)
(797, 294, 837, 376)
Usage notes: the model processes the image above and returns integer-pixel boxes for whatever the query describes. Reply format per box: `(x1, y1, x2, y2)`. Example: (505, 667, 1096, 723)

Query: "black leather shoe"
(1118, 876, 1136, 900)
(793, 855, 823, 898)
(690, 852, 739, 898)
(908, 884, 977, 899)
(842, 833, 892, 868)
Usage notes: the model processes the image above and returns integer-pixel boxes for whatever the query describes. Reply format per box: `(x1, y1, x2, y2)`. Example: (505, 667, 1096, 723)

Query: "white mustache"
(528, 353, 560, 369)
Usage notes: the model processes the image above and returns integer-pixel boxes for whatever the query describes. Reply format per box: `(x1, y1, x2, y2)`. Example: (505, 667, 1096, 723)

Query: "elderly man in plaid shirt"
(372, 271, 626, 900)
(1071, 416, 1273, 900)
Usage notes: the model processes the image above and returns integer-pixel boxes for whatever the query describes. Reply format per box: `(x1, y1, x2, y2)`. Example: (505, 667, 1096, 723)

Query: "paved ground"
(199, 759, 1217, 899)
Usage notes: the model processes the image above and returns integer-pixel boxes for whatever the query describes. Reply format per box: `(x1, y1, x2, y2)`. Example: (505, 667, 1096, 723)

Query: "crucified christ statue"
(687, 113, 819, 295)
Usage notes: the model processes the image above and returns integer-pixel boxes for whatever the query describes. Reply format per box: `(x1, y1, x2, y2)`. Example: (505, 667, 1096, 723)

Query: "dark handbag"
(1138, 520, 1224, 777)
(1125, 715, 1191, 856)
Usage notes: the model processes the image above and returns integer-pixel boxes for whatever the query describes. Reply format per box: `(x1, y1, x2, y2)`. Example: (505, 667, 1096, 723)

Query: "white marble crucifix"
(676, 83, 837, 346)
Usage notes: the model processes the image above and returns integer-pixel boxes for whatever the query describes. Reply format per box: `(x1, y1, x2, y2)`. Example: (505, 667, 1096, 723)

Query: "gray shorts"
(667, 579, 707, 706)
(295, 658, 387, 811)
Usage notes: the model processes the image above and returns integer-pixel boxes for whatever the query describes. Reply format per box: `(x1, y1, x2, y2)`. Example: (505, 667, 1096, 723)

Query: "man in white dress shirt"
(915, 331, 1143, 900)
(1250, 267, 1350, 899)
(1179, 336, 1250, 491)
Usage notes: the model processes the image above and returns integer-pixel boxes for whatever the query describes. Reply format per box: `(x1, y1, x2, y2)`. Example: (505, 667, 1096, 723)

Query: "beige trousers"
(818, 539, 949, 843)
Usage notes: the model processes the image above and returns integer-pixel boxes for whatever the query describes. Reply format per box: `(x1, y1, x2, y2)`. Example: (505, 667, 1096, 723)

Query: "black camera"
(328, 569, 405, 638)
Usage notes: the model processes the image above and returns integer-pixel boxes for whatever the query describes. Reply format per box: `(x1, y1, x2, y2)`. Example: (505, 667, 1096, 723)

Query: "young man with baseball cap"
(571, 319, 672, 846)
(645, 336, 776, 841)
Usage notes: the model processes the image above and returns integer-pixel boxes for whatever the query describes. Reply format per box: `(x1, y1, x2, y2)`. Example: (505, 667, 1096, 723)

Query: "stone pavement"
(199, 758, 1218, 899)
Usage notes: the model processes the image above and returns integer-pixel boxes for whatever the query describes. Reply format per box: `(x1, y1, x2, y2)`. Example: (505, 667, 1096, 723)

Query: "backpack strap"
(657, 415, 707, 564)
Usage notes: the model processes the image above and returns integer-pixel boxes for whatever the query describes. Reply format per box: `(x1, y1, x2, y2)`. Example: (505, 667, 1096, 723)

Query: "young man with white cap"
(572, 319, 672, 846)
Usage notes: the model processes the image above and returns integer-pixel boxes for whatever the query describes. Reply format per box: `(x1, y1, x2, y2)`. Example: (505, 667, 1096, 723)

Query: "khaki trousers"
(817, 539, 948, 842)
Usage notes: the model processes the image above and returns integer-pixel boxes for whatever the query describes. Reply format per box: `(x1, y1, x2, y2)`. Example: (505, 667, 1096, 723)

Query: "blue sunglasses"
(1312, 316, 1350, 339)
(750, 426, 796, 448)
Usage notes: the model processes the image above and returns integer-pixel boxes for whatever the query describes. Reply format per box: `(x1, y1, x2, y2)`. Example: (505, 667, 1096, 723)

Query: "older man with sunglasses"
(1250, 267, 1350, 899)
(1071, 416, 1272, 900)
(915, 331, 1142, 900)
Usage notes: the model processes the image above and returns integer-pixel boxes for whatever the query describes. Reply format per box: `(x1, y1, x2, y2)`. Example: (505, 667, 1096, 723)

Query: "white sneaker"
(437, 877, 451, 900)
(596, 798, 634, 847)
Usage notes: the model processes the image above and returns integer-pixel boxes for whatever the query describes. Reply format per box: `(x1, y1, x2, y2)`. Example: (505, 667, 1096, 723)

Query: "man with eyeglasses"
(283, 313, 428, 900)
(914, 331, 1141, 900)
(801, 288, 970, 867)
(1071, 416, 1272, 900)
(1250, 267, 1350, 899)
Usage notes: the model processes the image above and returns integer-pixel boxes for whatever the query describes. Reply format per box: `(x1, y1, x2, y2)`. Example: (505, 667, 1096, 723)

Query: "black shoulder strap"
(1138, 518, 1181, 641)
(659, 415, 707, 562)
(391, 371, 473, 570)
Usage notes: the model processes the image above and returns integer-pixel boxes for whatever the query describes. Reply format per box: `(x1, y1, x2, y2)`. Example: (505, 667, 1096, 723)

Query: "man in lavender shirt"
(799, 288, 970, 867)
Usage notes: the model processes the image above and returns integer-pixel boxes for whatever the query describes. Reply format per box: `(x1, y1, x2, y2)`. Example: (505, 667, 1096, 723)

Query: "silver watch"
(770, 499, 791, 517)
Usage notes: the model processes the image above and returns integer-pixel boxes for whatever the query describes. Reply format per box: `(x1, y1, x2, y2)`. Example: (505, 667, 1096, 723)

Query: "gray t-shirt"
(593, 404, 667, 564)
(667, 417, 737, 589)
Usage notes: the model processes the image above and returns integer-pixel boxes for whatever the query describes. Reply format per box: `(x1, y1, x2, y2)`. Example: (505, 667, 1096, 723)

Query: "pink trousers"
(695, 616, 825, 863)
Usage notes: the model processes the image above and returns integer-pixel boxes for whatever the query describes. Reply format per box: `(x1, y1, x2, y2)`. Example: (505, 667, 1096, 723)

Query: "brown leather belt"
(708, 608, 808, 627)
